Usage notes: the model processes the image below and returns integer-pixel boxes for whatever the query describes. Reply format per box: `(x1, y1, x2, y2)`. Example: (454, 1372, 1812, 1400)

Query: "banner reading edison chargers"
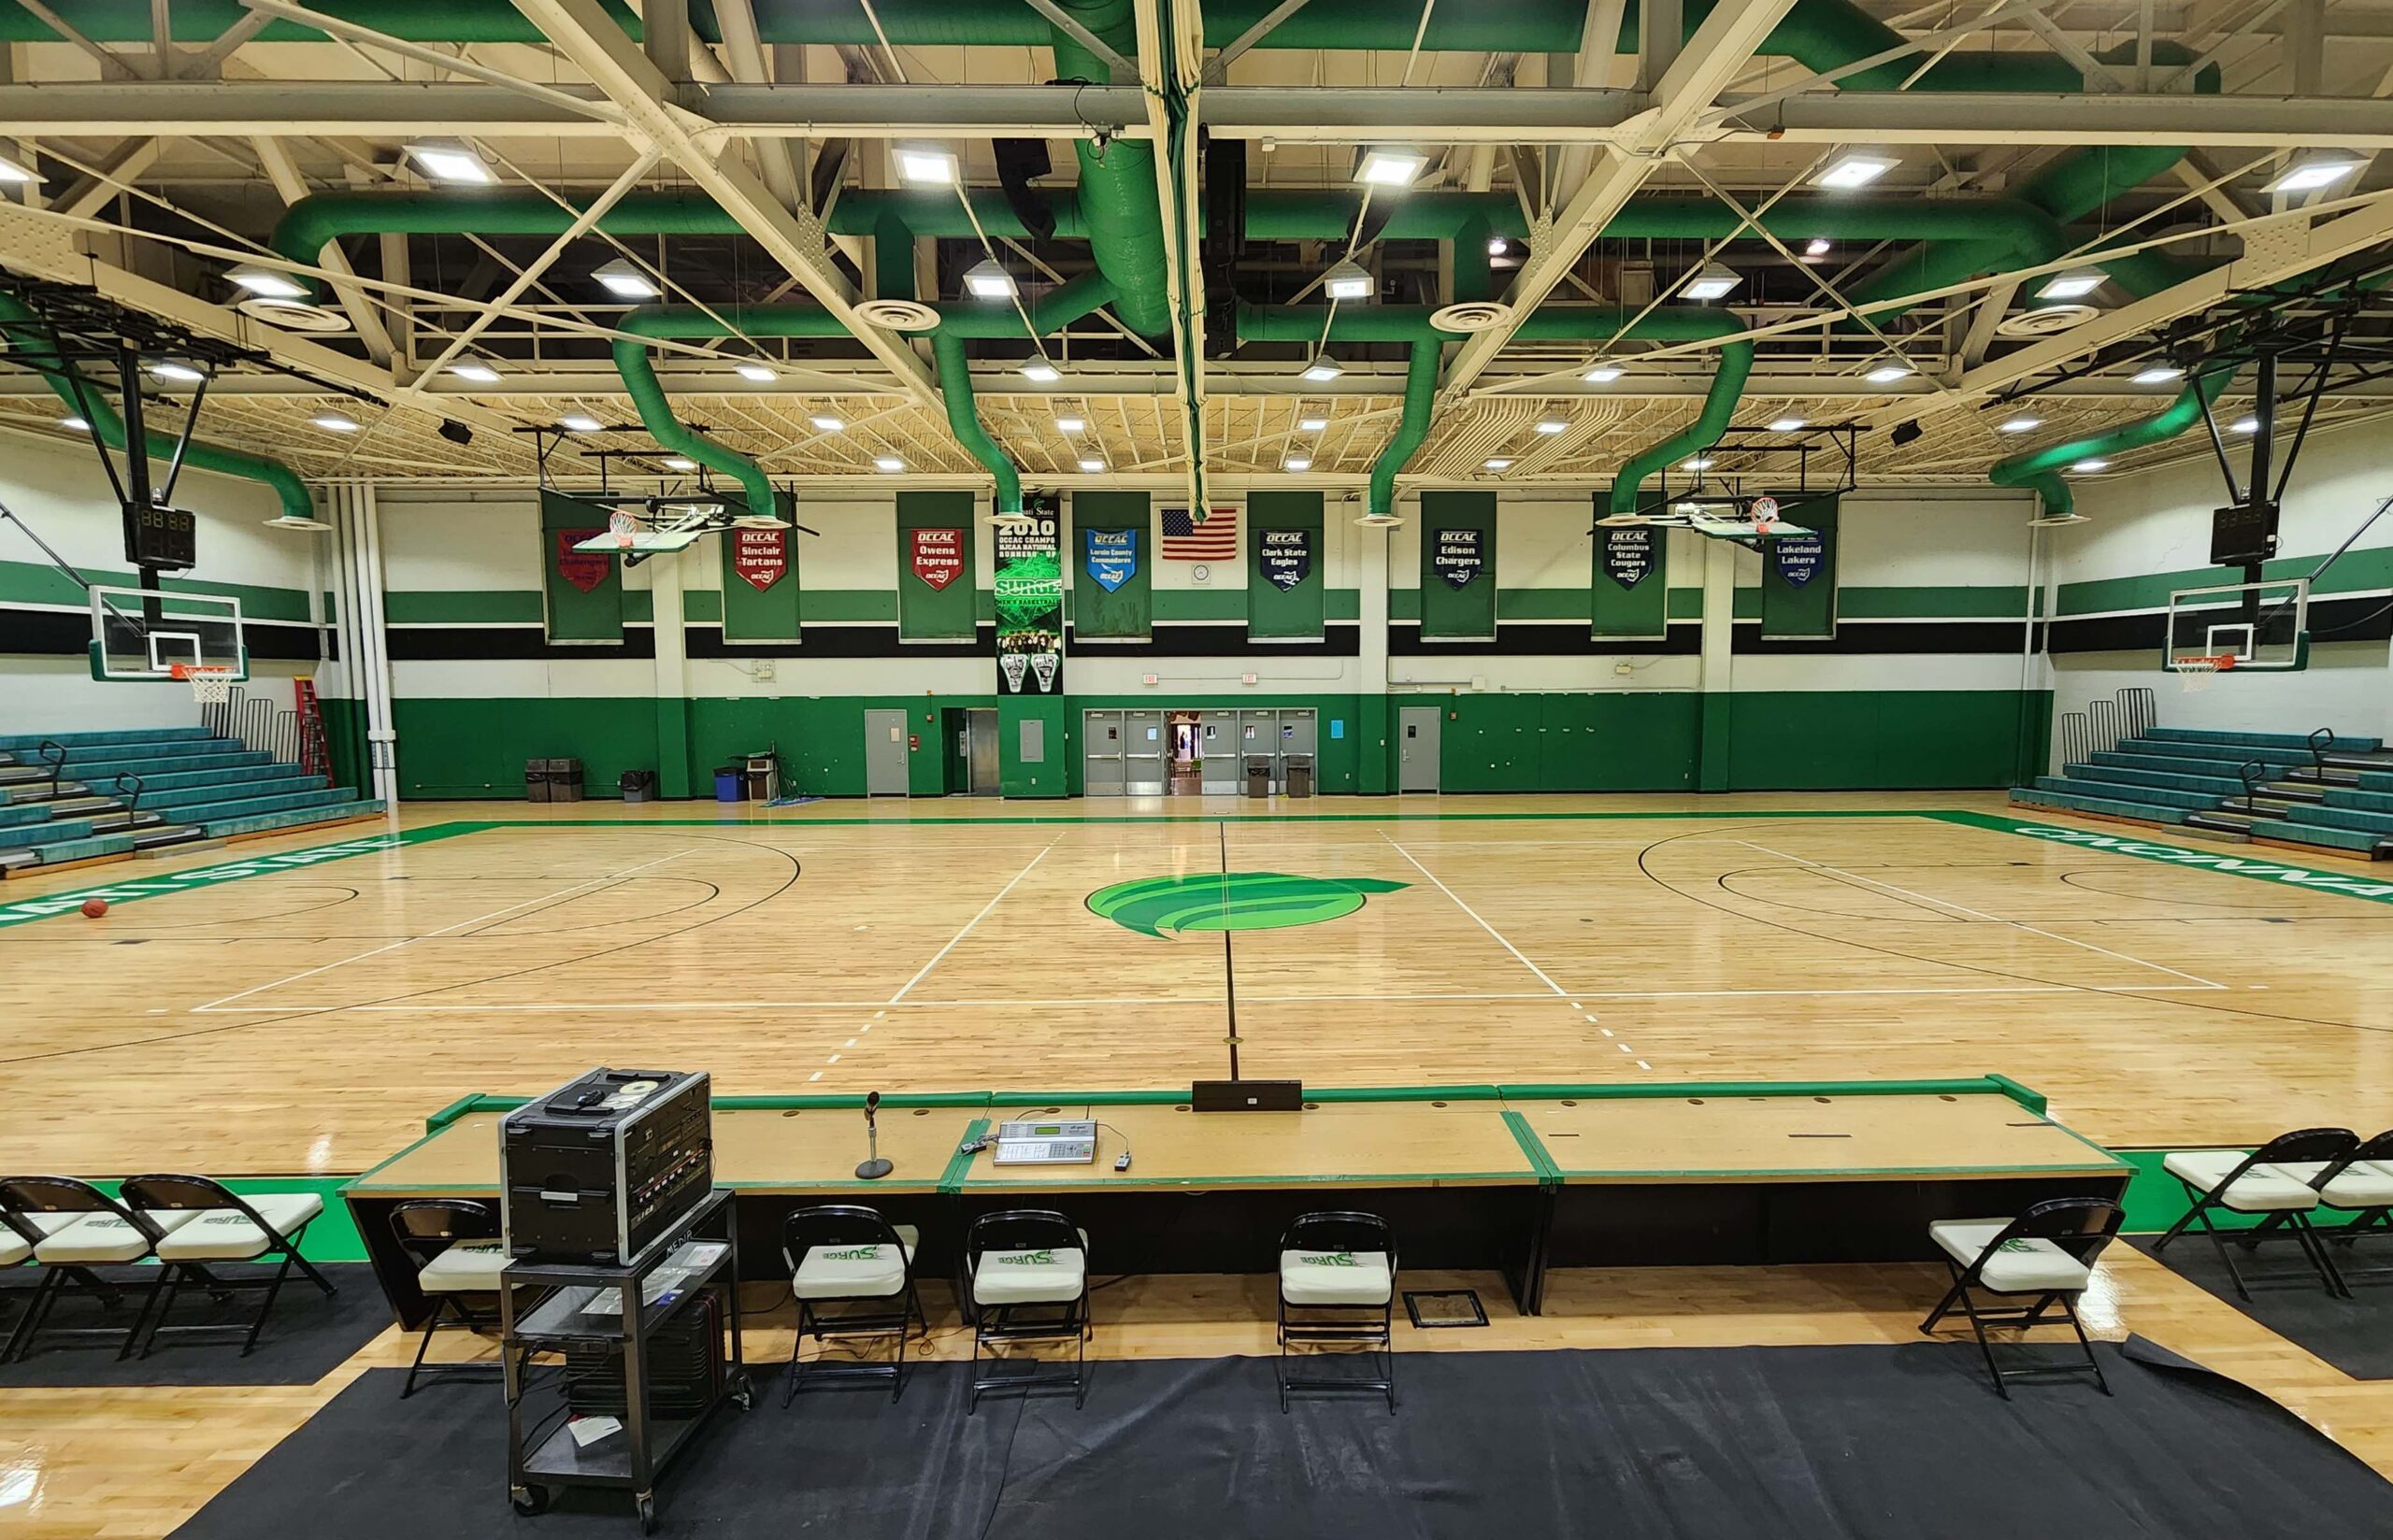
(1432, 527, 1483, 589)
(995, 495, 1064, 694)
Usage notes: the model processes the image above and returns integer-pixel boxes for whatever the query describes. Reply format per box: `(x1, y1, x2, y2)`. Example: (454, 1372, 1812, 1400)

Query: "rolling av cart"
(499, 1189, 752, 1533)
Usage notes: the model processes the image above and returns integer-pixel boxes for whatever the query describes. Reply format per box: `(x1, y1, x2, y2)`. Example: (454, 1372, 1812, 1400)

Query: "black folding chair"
(388, 1199, 509, 1396)
(1921, 1197, 2124, 1398)
(964, 1209, 1089, 1412)
(118, 1175, 335, 1359)
(781, 1205, 924, 1404)
(1276, 1211, 1398, 1413)
(2154, 1128, 2359, 1298)
(0, 1176, 162, 1362)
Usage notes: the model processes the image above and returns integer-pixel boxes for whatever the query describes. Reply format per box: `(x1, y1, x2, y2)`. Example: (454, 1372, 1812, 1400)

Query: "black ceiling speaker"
(1890, 420, 1923, 447)
(993, 140, 1056, 241)
(437, 419, 473, 446)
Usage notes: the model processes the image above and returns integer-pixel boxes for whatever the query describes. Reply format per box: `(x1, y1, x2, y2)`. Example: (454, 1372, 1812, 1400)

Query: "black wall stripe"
(0, 609, 322, 661)
(1390, 621, 1699, 657)
(1735, 620, 2028, 655)
(2048, 594, 2391, 655)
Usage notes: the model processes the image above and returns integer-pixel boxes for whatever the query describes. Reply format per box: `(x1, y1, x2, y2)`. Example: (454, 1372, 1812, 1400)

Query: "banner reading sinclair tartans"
(994, 494, 1064, 694)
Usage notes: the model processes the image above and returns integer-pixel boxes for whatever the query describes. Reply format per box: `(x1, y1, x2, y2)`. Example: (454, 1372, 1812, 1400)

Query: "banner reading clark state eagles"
(995, 495, 1064, 694)
(1257, 526, 1312, 591)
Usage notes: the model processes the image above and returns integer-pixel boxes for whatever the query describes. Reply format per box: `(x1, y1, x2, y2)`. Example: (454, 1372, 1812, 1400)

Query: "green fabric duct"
(1043, 0, 1173, 337)
(0, 292, 315, 523)
(1373, 343, 1443, 515)
(873, 210, 916, 302)
(933, 333, 1022, 513)
(1235, 304, 1753, 515)
(1454, 215, 1495, 305)
(1989, 365, 2238, 515)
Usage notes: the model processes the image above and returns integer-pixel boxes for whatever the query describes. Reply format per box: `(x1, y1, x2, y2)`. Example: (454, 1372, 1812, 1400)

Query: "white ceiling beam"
(51, 137, 162, 221)
(1438, 0, 1801, 395)
(508, 0, 939, 408)
(0, 81, 621, 136)
(251, 135, 396, 370)
(708, 0, 806, 215)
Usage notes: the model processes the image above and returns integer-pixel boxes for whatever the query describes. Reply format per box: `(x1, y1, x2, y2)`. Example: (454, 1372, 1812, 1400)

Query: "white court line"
(198, 981, 2235, 1016)
(1382, 834, 1571, 999)
(886, 842, 1054, 1005)
(189, 847, 703, 1014)
(1736, 839, 2228, 991)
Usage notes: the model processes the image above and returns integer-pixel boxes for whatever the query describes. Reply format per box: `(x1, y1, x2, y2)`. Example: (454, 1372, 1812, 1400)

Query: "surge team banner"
(994, 495, 1064, 694)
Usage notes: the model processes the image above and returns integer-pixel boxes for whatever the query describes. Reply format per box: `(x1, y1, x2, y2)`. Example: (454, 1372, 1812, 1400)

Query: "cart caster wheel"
(637, 1493, 658, 1534)
(730, 1374, 754, 1411)
(509, 1485, 549, 1516)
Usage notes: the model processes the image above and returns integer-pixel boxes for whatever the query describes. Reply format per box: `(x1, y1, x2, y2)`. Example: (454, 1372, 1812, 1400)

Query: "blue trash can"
(713, 767, 745, 802)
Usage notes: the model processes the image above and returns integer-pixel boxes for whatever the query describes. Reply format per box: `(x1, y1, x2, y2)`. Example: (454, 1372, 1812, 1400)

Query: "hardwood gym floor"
(6, 791, 2393, 1537)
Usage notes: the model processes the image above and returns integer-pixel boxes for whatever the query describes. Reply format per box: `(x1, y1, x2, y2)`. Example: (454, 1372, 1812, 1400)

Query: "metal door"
(1398, 706, 1441, 792)
(1238, 710, 1280, 791)
(1277, 709, 1318, 758)
(1193, 713, 1233, 794)
(967, 708, 1000, 794)
(864, 708, 910, 796)
(1082, 709, 1126, 797)
(1125, 710, 1166, 794)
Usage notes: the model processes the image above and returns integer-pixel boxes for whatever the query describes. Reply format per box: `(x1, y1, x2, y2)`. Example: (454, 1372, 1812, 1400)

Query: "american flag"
(1161, 505, 1239, 561)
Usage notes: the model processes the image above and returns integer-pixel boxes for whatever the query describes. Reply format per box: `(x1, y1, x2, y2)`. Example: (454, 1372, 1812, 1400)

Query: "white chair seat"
(2273, 1160, 2393, 1211)
(794, 1225, 919, 1301)
(971, 1231, 1088, 1306)
(152, 1192, 323, 1262)
(1, 1214, 91, 1267)
(1928, 1219, 2093, 1293)
(35, 1208, 198, 1264)
(1280, 1248, 1395, 1306)
(2163, 1150, 2324, 1212)
(417, 1239, 511, 1293)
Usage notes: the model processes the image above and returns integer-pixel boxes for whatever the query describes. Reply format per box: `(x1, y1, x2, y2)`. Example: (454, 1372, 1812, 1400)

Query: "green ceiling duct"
(0, 292, 316, 525)
(1044, 0, 1173, 337)
(1989, 364, 2237, 515)
(932, 332, 1022, 513)
(1375, 343, 1442, 516)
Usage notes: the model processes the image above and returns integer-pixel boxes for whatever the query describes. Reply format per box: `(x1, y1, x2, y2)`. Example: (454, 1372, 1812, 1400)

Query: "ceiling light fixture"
(1297, 415, 1328, 431)
(2131, 364, 2185, 384)
(1354, 147, 1429, 188)
(1681, 263, 1741, 301)
(591, 259, 660, 299)
(1998, 416, 2042, 433)
(2267, 148, 2365, 193)
(1813, 150, 1899, 190)
(1767, 416, 1808, 432)
(1055, 415, 1086, 434)
(1019, 359, 1061, 383)
(1583, 364, 1624, 383)
(1483, 458, 1512, 470)
(447, 360, 500, 383)
(1866, 363, 1913, 383)
(2231, 416, 2259, 435)
(964, 257, 1018, 299)
(1486, 236, 1508, 256)
(1284, 455, 1312, 471)
(1804, 237, 1832, 257)
(0, 150, 43, 184)
(227, 266, 308, 300)
(2037, 267, 2106, 300)
(894, 144, 959, 186)
(148, 361, 206, 384)
(875, 455, 905, 472)
(735, 362, 777, 382)
(2071, 457, 2110, 473)
(1683, 457, 1714, 470)
(810, 415, 845, 432)
(310, 413, 360, 433)
(1301, 353, 1344, 383)
(1535, 419, 1568, 435)
(403, 140, 494, 185)
(663, 456, 697, 470)
(1079, 458, 1106, 473)
(560, 413, 603, 433)
(59, 415, 89, 432)
(1322, 257, 1374, 302)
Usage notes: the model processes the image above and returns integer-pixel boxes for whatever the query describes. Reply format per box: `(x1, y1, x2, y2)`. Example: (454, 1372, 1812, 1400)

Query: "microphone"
(854, 1089, 893, 1180)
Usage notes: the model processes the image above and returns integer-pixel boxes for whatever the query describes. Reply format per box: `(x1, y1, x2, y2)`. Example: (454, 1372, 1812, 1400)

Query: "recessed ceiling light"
(1483, 457, 1512, 470)
(1323, 258, 1374, 301)
(1583, 364, 1624, 383)
(875, 455, 905, 472)
(1301, 354, 1344, 383)
(1682, 262, 1741, 301)
(1284, 455, 1312, 471)
(1354, 147, 1428, 188)
(1019, 360, 1061, 383)
(1535, 419, 1568, 435)
(2037, 268, 2105, 300)
(1485, 236, 1507, 256)
(736, 363, 778, 382)
(0, 150, 42, 185)
(2071, 457, 2110, 473)
(1813, 150, 1899, 190)
(810, 415, 844, 432)
(404, 140, 493, 185)
(964, 257, 1018, 300)
(447, 360, 500, 383)
(2267, 149, 2365, 193)
(1297, 416, 1328, 431)
(310, 412, 360, 433)
(1079, 457, 1106, 473)
(1866, 364, 1913, 383)
(591, 259, 659, 299)
(1767, 416, 1807, 432)
(2131, 364, 2185, 385)
(227, 265, 308, 299)
(2231, 416, 2259, 434)
(560, 413, 603, 433)
(148, 361, 206, 383)
(1999, 416, 2042, 433)
(1804, 237, 1832, 257)
(894, 144, 959, 186)
(1683, 457, 1714, 470)
(59, 415, 89, 432)
(1055, 415, 1086, 434)
(664, 456, 697, 470)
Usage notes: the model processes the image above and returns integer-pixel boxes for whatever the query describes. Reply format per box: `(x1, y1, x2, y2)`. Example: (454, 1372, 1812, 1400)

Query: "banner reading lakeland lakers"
(994, 494, 1064, 694)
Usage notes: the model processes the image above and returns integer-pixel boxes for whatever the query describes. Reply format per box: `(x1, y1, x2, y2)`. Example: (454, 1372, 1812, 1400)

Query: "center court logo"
(1085, 872, 1409, 938)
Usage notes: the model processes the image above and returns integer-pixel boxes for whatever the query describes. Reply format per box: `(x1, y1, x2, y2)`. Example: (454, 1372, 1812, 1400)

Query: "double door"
(1082, 709, 1167, 795)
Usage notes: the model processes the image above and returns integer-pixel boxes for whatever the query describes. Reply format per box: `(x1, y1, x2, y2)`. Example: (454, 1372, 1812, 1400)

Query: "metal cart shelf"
(499, 1189, 751, 1533)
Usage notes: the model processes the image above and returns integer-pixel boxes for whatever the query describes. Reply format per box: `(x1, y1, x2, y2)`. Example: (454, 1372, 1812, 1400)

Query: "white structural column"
(1697, 535, 1738, 790)
(1439, 0, 1800, 396)
(509, 0, 941, 407)
(329, 481, 398, 805)
(1357, 509, 1391, 782)
(648, 545, 692, 798)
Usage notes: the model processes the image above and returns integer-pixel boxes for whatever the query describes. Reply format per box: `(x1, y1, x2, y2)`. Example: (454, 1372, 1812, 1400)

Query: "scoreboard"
(124, 501, 197, 571)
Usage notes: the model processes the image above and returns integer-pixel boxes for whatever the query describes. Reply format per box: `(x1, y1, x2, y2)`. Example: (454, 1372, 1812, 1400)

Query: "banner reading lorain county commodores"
(994, 494, 1064, 694)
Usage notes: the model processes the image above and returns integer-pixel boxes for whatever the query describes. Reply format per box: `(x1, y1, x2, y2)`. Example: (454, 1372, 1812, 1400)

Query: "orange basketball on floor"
(80, 897, 108, 919)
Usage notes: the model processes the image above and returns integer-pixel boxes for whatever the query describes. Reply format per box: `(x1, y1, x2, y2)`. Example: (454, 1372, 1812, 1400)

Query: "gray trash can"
(1285, 755, 1314, 797)
(1244, 756, 1272, 798)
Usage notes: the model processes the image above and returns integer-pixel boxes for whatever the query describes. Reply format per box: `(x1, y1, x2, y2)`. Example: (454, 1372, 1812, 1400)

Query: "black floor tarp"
(2128, 1233, 2393, 1379)
(0, 1262, 388, 1387)
(170, 1340, 2393, 1538)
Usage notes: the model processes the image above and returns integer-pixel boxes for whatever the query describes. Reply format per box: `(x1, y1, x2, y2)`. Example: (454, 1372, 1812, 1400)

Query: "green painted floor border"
(1933, 810, 2393, 906)
(0, 822, 471, 929)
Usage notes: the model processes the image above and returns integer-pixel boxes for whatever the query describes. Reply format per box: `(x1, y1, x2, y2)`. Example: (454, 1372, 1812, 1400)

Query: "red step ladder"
(294, 677, 334, 781)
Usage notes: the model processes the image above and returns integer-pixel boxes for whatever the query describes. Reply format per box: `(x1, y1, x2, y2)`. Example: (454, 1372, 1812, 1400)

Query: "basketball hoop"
(170, 663, 236, 704)
(609, 507, 638, 549)
(2172, 653, 2237, 692)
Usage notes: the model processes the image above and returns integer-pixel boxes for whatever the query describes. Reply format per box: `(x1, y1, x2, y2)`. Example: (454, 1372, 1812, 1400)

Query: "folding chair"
(1276, 1211, 1397, 1413)
(117, 1176, 335, 1359)
(2262, 1128, 2393, 1286)
(2154, 1128, 2359, 1299)
(964, 1210, 1089, 1412)
(1922, 1196, 2124, 1398)
(388, 1199, 510, 1397)
(781, 1205, 924, 1404)
(0, 1176, 189, 1362)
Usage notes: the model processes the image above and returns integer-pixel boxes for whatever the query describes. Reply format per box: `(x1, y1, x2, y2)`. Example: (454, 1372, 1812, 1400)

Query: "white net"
(178, 666, 235, 704)
(2172, 655, 2234, 693)
(609, 508, 638, 549)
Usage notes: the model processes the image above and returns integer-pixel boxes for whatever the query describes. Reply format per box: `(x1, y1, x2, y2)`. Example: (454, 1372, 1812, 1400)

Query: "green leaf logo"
(1086, 872, 1409, 938)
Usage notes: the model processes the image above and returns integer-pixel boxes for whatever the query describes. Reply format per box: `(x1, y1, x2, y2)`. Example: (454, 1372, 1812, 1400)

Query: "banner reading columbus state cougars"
(994, 493, 1064, 694)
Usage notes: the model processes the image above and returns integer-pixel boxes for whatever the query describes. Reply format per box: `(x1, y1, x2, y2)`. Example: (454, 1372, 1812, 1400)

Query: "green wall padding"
(395, 696, 659, 799)
(538, 489, 625, 643)
(1419, 492, 1497, 640)
(1724, 689, 2036, 790)
(896, 492, 977, 640)
(1071, 490, 1152, 639)
(1247, 490, 1325, 639)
